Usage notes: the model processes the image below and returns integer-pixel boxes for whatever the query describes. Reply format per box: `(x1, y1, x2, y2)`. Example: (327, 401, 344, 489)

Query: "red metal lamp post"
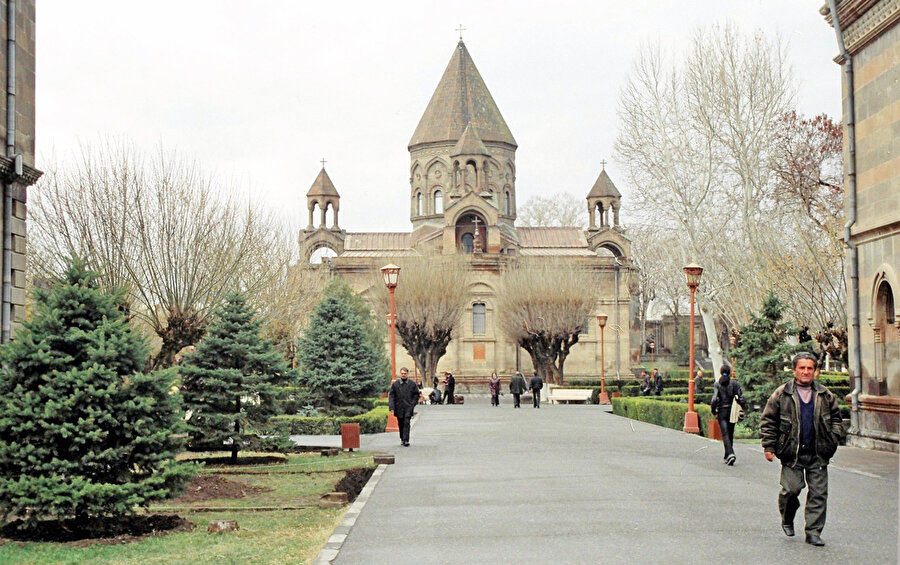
(596, 314, 610, 405)
(381, 263, 401, 433)
(682, 263, 703, 434)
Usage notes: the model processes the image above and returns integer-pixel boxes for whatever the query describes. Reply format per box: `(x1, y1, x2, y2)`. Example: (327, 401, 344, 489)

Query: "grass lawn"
(0, 452, 375, 565)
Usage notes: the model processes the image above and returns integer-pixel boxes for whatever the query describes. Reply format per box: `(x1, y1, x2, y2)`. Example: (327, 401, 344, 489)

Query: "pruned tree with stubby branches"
(372, 257, 469, 387)
(30, 141, 290, 370)
(496, 259, 599, 384)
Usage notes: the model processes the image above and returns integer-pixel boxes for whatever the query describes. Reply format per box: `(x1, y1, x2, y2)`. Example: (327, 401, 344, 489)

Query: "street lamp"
(683, 263, 703, 434)
(649, 340, 655, 363)
(381, 263, 401, 433)
(596, 315, 610, 404)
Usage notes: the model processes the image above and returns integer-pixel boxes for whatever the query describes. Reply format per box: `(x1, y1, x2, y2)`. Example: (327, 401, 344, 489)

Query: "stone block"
(207, 520, 239, 533)
(12, 200, 25, 220)
(318, 491, 349, 508)
(373, 452, 395, 465)
(320, 447, 339, 457)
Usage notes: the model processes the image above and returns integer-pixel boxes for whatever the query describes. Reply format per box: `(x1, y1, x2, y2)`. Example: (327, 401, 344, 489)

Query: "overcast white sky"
(36, 1, 842, 234)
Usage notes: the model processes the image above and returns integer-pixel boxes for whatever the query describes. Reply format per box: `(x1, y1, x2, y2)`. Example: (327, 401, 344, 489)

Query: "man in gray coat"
(509, 371, 527, 408)
(389, 367, 419, 447)
(760, 353, 843, 547)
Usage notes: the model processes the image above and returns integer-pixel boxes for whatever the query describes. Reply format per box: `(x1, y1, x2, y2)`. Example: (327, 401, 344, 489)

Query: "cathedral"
(298, 40, 635, 381)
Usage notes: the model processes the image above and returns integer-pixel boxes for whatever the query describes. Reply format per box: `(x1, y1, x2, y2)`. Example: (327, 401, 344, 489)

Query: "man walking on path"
(509, 371, 527, 408)
(652, 368, 663, 396)
(529, 371, 543, 408)
(389, 367, 419, 446)
(760, 352, 843, 547)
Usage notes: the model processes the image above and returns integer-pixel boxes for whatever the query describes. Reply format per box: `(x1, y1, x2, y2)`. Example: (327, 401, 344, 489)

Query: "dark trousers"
(717, 413, 736, 458)
(397, 416, 411, 443)
(532, 391, 541, 408)
(512, 393, 521, 407)
(445, 390, 455, 404)
(779, 453, 829, 536)
(491, 393, 499, 406)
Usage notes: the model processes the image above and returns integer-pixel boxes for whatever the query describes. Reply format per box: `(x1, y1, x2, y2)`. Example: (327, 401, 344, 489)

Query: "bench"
(547, 385, 594, 404)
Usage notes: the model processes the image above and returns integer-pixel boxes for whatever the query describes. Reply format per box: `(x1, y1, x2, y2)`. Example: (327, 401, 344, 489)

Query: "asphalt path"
(329, 395, 898, 565)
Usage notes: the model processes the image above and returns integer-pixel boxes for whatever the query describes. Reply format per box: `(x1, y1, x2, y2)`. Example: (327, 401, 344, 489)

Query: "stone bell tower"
(407, 40, 519, 253)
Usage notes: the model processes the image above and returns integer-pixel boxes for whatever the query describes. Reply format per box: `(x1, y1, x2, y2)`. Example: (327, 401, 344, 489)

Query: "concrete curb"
(312, 463, 388, 565)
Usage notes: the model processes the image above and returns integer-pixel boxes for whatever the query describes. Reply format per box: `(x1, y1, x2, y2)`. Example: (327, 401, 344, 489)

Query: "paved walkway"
(320, 396, 898, 565)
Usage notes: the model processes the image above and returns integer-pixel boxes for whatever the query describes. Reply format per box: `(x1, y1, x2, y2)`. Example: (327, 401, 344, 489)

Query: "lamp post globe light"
(682, 263, 703, 434)
(381, 263, 401, 433)
(596, 314, 610, 405)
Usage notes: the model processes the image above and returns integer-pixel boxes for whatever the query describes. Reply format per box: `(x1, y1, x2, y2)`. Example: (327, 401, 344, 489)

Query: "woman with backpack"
(710, 364, 747, 466)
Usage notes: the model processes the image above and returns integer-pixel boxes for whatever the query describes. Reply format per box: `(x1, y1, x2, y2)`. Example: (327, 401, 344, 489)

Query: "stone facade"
(299, 41, 635, 382)
(0, 0, 40, 339)
(824, 0, 900, 451)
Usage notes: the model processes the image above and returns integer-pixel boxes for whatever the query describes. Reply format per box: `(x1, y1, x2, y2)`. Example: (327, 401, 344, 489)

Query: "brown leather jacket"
(759, 379, 843, 467)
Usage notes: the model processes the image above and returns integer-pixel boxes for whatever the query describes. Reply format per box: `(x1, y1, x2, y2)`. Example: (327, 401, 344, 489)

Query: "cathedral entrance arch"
(455, 212, 487, 254)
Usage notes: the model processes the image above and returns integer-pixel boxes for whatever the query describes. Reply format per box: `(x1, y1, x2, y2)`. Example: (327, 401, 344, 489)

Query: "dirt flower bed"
(335, 467, 375, 502)
(168, 474, 273, 503)
(0, 514, 193, 545)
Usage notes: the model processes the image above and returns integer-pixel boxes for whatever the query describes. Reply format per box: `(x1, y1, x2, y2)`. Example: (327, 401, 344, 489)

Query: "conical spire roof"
(409, 41, 516, 149)
(451, 123, 491, 157)
(588, 168, 621, 198)
(307, 168, 340, 198)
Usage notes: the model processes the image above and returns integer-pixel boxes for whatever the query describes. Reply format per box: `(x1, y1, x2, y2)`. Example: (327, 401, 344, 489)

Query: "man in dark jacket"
(389, 367, 419, 446)
(652, 368, 663, 396)
(443, 371, 456, 405)
(509, 371, 527, 408)
(529, 371, 543, 408)
(760, 353, 843, 547)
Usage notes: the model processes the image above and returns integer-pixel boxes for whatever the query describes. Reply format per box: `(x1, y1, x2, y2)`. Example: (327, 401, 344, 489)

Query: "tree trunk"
(231, 396, 241, 465)
(699, 302, 724, 372)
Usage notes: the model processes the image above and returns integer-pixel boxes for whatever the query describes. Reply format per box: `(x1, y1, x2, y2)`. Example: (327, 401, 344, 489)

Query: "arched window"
(504, 191, 511, 215)
(473, 303, 486, 334)
(416, 193, 423, 216)
(434, 190, 443, 214)
(461, 233, 474, 253)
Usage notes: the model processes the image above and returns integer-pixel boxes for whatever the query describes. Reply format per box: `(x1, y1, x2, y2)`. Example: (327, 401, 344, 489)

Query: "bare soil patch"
(335, 467, 375, 502)
(0, 514, 193, 545)
(169, 473, 273, 503)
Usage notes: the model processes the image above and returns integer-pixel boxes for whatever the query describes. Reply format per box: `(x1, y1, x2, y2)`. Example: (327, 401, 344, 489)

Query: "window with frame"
(473, 303, 486, 334)
(434, 190, 443, 214)
(416, 193, 423, 215)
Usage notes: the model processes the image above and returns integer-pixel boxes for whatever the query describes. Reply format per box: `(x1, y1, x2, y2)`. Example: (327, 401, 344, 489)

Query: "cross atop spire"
(599, 159, 607, 171)
(456, 24, 466, 41)
(320, 158, 327, 169)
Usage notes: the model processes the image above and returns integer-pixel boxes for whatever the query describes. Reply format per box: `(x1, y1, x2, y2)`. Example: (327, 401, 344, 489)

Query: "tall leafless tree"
(496, 259, 599, 384)
(30, 142, 288, 369)
(372, 256, 469, 386)
(616, 25, 844, 369)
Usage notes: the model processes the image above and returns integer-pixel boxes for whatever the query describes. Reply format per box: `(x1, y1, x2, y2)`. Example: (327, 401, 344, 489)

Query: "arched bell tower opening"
(455, 212, 487, 254)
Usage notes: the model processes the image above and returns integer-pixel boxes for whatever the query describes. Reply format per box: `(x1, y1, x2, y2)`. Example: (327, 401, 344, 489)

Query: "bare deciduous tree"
(615, 25, 845, 369)
(30, 142, 288, 369)
(372, 257, 469, 385)
(516, 192, 588, 229)
(496, 259, 599, 384)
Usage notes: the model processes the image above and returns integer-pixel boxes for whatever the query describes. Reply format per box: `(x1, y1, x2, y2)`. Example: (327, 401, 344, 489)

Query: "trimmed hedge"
(611, 397, 713, 437)
(270, 406, 389, 435)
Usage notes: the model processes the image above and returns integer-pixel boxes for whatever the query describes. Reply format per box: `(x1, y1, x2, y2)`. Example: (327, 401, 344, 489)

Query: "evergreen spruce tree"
(323, 279, 390, 378)
(0, 261, 195, 527)
(181, 293, 291, 463)
(733, 291, 813, 429)
(297, 294, 387, 414)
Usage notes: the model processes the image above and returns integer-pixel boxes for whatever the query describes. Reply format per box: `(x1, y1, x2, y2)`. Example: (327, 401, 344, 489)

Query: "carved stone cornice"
(822, 0, 900, 59)
(0, 156, 42, 186)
